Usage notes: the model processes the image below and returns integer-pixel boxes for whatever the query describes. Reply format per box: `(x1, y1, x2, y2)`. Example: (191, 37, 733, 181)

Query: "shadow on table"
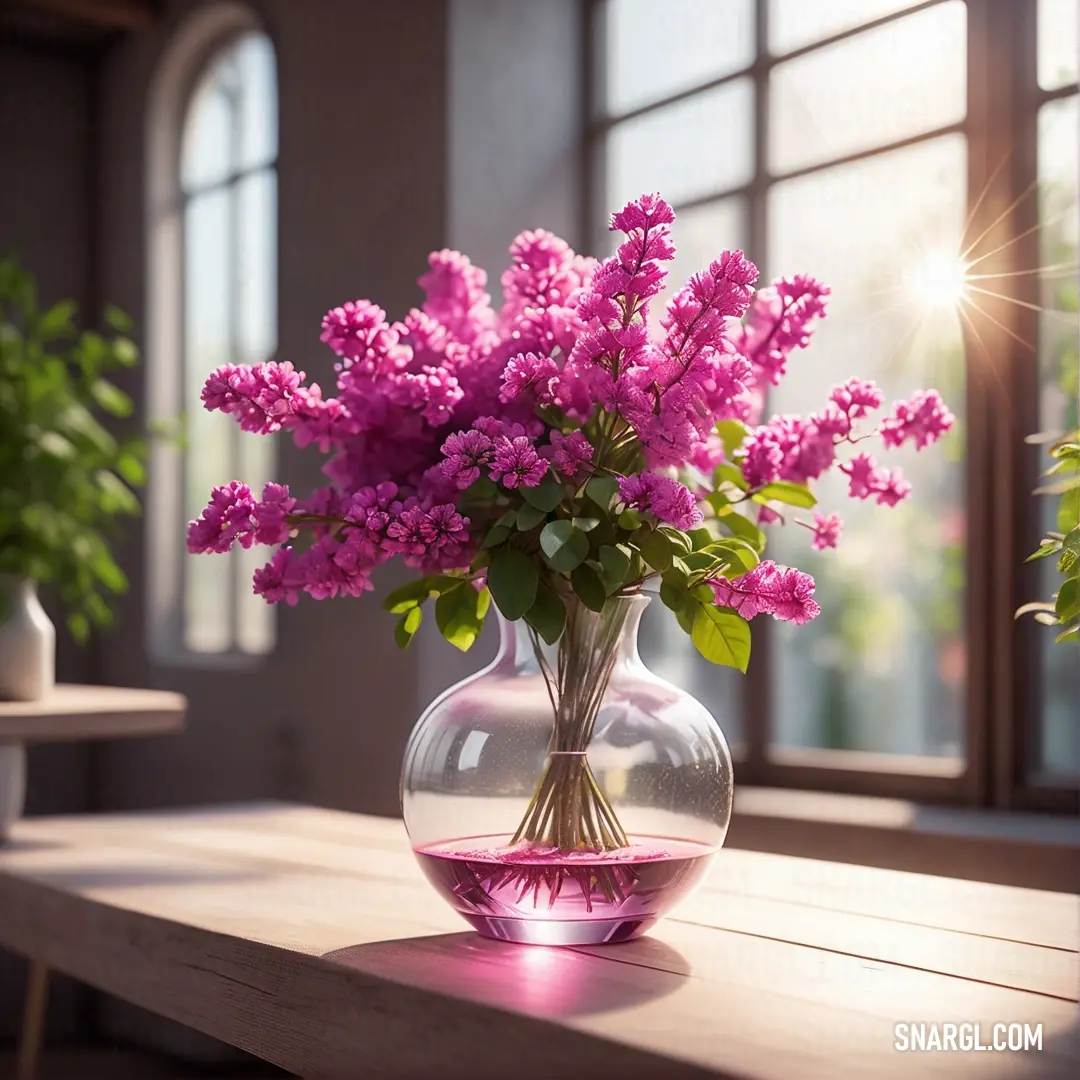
(23, 865, 262, 889)
(324, 932, 689, 1019)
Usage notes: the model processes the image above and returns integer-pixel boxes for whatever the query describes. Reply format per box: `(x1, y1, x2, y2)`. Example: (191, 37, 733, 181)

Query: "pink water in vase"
(415, 835, 716, 945)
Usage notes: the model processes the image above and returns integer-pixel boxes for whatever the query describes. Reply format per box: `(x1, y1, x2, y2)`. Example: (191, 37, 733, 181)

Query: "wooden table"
(0, 684, 187, 1080)
(0, 803, 1076, 1079)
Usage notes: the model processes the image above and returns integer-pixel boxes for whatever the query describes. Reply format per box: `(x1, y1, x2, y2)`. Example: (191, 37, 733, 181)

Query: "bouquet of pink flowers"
(189, 191, 952, 853)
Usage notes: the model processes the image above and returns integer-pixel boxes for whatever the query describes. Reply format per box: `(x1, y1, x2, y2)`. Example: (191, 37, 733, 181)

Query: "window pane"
(769, 0, 920, 54)
(236, 32, 278, 170)
(181, 80, 232, 192)
(183, 188, 233, 653)
(769, 3, 966, 174)
(1039, 0, 1079, 90)
(607, 79, 754, 209)
(602, 0, 754, 115)
(766, 136, 967, 757)
(1037, 96, 1080, 776)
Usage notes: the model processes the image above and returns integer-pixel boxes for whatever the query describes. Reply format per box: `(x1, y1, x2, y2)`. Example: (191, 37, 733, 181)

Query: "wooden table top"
(0, 802, 1076, 1079)
(0, 684, 186, 743)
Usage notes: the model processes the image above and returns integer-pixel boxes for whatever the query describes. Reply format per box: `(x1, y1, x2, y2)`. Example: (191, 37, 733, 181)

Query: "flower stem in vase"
(509, 597, 635, 904)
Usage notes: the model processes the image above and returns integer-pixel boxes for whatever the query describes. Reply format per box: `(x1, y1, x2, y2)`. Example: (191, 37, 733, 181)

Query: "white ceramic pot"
(0, 577, 56, 702)
(0, 745, 26, 842)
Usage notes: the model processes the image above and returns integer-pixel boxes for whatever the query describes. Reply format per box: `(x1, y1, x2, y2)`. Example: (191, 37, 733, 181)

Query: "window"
(592, 0, 1079, 809)
(146, 10, 278, 661)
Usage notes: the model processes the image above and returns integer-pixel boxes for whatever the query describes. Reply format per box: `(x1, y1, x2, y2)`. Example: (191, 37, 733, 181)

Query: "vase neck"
(0, 577, 37, 602)
(495, 593, 649, 673)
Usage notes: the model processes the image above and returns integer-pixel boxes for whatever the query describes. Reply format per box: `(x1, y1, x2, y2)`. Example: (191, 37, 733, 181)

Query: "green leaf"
(435, 584, 490, 651)
(691, 603, 752, 672)
(713, 462, 747, 490)
(1058, 487, 1080, 533)
(394, 605, 423, 649)
(675, 601, 696, 635)
(35, 300, 77, 341)
(705, 490, 731, 514)
(116, 451, 147, 487)
(718, 511, 766, 551)
(488, 546, 539, 618)
(660, 578, 689, 613)
(572, 516, 600, 533)
(714, 420, 748, 458)
(598, 543, 631, 584)
(481, 523, 512, 549)
(383, 575, 450, 614)
(1055, 623, 1080, 644)
(67, 612, 90, 645)
(524, 582, 566, 645)
(521, 479, 562, 512)
(516, 503, 548, 531)
(104, 305, 135, 334)
(585, 475, 620, 511)
(1057, 529, 1080, 574)
(688, 527, 714, 551)
(756, 481, 817, 508)
(571, 563, 607, 612)
(95, 471, 140, 516)
(659, 527, 692, 554)
(617, 508, 643, 530)
(708, 538, 760, 574)
(89, 378, 134, 418)
(639, 529, 672, 572)
(110, 336, 139, 367)
(36, 431, 76, 461)
(1055, 578, 1080, 621)
(540, 520, 590, 572)
(1026, 541, 1062, 562)
(1034, 611, 1061, 626)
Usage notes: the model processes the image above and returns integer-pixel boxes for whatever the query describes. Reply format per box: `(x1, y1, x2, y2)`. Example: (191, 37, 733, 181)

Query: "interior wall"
(0, 39, 97, 1043)
(91, 0, 450, 819)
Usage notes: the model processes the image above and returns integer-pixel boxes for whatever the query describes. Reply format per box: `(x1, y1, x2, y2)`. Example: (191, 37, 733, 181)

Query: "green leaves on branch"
(755, 480, 816, 508)
(384, 573, 491, 652)
(524, 582, 566, 644)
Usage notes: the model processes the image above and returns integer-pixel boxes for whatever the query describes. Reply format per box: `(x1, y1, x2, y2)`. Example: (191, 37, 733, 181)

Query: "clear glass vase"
(401, 593, 734, 945)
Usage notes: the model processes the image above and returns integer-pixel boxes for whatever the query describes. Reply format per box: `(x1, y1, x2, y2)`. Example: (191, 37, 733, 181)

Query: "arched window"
(146, 6, 278, 661)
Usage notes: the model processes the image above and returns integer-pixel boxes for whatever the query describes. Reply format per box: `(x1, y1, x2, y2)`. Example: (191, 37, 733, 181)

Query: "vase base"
(463, 912, 656, 946)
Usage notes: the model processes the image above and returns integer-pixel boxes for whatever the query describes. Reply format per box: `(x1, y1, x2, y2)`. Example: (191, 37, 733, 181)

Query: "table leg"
(15, 959, 49, 1080)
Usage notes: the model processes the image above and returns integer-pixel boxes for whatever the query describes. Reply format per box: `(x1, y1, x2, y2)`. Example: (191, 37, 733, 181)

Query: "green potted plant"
(1018, 429, 1080, 642)
(0, 256, 147, 701)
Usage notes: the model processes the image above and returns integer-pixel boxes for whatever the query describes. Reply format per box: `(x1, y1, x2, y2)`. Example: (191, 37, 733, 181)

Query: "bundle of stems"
(511, 596, 632, 854)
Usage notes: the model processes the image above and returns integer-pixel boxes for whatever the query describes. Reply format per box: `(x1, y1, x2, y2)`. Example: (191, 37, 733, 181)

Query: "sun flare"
(906, 249, 971, 312)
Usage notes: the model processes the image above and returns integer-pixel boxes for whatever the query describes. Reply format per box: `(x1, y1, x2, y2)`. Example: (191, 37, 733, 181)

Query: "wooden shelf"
(0, 684, 186, 743)
(0, 802, 1076, 1078)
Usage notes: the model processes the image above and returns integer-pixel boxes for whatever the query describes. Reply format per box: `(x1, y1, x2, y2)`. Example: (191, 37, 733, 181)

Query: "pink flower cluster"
(708, 561, 821, 625)
(186, 188, 954, 622)
(618, 473, 703, 531)
(740, 380, 954, 513)
(187, 480, 468, 602)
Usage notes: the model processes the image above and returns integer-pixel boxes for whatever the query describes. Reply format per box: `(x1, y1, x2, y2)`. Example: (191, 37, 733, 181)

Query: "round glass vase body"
(401, 594, 734, 945)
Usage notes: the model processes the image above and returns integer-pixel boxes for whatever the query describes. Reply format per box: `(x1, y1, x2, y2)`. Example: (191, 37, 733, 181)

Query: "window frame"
(144, 4, 279, 668)
(588, 0, 1080, 812)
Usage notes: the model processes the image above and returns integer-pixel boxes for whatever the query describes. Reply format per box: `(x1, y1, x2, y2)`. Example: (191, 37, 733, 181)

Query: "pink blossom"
(872, 467, 912, 507)
(830, 378, 883, 421)
(839, 453, 881, 500)
(808, 512, 843, 551)
(252, 547, 300, 605)
(200, 362, 305, 434)
(881, 390, 955, 450)
(708, 560, 820, 625)
(758, 505, 782, 526)
(618, 472, 702, 530)
(386, 507, 430, 554)
(252, 483, 296, 545)
(548, 430, 593, 478)
(490, 436, 549, 488)
(320, 300, 401, 368)
(741, 415, 835, 488)
(838, 453, 911, 507)
(735, 276, 829, 385)
(187, 482, 256, 553)
(420, 504, 469, 547)
(440, 429, 495, 489)
(500, 352, 559, 404)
